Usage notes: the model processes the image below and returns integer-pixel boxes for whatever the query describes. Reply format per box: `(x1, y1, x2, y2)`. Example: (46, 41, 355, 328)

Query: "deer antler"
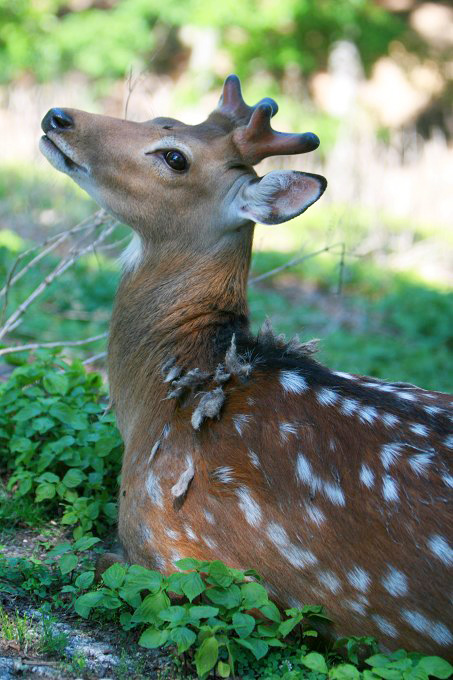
(217, 74, 320, 165)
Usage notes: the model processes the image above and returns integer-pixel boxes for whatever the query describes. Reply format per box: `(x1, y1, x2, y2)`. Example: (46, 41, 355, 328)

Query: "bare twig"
(0, 210, 108, 303)
(249, 243, 345, 284)
(0, 221, 117, 342)
(0, 332, 108, 357)
(83, 351, 107, 365)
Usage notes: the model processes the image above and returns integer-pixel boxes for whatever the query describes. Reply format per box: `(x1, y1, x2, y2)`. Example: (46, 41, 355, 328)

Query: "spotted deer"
(40, 75, 452, 656)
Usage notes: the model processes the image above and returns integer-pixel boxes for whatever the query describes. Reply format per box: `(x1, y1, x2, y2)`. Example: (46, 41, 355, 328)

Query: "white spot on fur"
(171, 455, 194, 498)
(316, 388, 338, 406)
(236, 486, 262, 527)
(146, 471, 163, 507)
(304, 503, 325, 526)
(382, 566, 408, 596)
(371, 615, 398, 638)
(119, 233, 144, 272)
(164, 528, 181, 541)
(248, 449, 260, 468)
(424, 405, 441, 416)
(358, 406, 378, 425)
(345, 597, 368, 616)
(318, 570, 342, 593)
(444, 435, 453, 449)
(381, 443, 403, 470)
(148, 439, 161, 464)
(279, 422, 298, 441)
(427, 535, 453, 566)
(340, 398, 360, 416)
(359, 464, 375, 488)
(396, 391, 416, 402)
(296, 454, 345, 505)
(442, 474, 453, 488)
(204, 510, 215, 524)
(184, 524, 197, 541)
(266, 522, 317, 568)
(334, 371, 354, 380)
(212, 466, 234, 484)
(347, 566, 371, 592)
(162, 423, 171, 438)
(382, 475, 399, 502)
(381, 413, 399, 427)
(202, 535, 217, 550)
(409, 423, 428, 436)
(401, 610, 453, 646)
(233, 414, 251, 436)
(323, 481, 345, 506)
(409, 452, 433, 475)
(279, 370, 308, 394)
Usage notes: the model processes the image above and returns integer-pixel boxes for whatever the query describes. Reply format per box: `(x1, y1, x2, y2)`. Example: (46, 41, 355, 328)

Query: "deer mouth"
(39, 135, 88, 175)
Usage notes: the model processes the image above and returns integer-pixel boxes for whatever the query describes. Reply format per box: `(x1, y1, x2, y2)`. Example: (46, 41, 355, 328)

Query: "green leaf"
(138, 626, 169, 649)
(132, 590, 170, 624)
(36, 472, 60, 484)
(302, 652, 328, 675)
(174, 557, 202, 571)
(195, 636, 219, 677)
(72, 536, 101, 552)
(49, 403, 87, 429)
(241, 582, 269, 609)
(62, 468, 85, 488)
(14, 403, 42, 421)
(208, 560, 234, 588)
(74, 591, 104, 618)
(232, 612, 255, 638)
(189, 605, 219, 620)
(205, 585, 241, 609)
(158, 606, 187, 624)
(170, 626, 197, 654)
(260, 601, 282, 622)
(43, 372, 69, 395)
(102, 563, 126, 589)
(329, 664, 361, 680)
(32, 417, 55, 434)
(217, 660, 231, 678)
(279, 612, 302, 637)
(75, 571, 95, 589)
(236, 637, 268, 660)
(46, 542, 72, 558)
(125, 565, 163, 594)
(59, 553, 78, 575)
(35, 482, 56, 502)
(180, 571, 205, 602)
(417, 657, 453, 679)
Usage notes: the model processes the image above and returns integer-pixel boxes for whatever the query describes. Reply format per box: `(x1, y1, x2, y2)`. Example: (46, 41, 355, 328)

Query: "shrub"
(0, 351, 122, 538)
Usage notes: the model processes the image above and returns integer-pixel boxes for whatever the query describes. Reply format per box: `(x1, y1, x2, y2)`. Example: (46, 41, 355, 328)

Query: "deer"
(39, 75, 452, 657)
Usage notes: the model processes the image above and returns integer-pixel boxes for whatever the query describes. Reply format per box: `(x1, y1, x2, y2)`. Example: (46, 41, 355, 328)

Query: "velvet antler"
(217, 74, 320, 165)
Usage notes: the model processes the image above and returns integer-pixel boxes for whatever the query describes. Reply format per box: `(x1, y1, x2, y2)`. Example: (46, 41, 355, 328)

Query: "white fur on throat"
(119, 233, 144, 272)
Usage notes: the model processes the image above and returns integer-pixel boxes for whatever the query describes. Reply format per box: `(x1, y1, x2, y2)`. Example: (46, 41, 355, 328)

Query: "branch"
(249, 243, 345, 285)
(0, 332, 108, 357)
(0, 220, 117, 342)
(83, 351, 107, 365)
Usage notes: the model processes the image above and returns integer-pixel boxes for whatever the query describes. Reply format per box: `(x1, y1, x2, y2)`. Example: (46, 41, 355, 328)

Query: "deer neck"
(108, 229, 253, 441)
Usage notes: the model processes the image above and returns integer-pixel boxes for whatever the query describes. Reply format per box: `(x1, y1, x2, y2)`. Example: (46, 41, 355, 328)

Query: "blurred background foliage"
(0, 0, 452, 390)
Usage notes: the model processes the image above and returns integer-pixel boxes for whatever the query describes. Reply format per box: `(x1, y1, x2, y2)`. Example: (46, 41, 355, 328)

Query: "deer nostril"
(41, 108, 74, 134)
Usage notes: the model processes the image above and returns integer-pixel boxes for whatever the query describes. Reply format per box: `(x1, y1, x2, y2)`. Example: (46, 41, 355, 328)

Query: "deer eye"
(164, 150, 187, 172)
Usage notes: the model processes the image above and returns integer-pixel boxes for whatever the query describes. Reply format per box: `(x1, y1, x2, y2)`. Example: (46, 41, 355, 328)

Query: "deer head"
(40, 75, 326, 256)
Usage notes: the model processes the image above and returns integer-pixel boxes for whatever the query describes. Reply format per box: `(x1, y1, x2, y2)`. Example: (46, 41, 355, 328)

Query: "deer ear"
(233, 171, 327, 225)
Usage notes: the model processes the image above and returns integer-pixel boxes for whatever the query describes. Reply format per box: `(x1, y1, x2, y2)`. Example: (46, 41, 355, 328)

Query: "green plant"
(39, 613, 69, 657)
(0, 536, 98, 610)
(0, 350, 123, 538)
(0, 606, 35, 655)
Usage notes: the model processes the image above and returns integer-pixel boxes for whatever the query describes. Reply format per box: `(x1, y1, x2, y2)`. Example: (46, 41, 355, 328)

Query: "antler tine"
(233, 102, 320, 165)
(217, 74, 278, 126)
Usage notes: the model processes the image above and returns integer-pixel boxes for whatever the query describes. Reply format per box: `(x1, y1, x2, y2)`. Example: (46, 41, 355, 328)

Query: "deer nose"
(41, 108, 74, 133)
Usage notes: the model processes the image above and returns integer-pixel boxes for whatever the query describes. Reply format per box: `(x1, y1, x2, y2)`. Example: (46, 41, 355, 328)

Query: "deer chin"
(39, 135, 88, 177)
